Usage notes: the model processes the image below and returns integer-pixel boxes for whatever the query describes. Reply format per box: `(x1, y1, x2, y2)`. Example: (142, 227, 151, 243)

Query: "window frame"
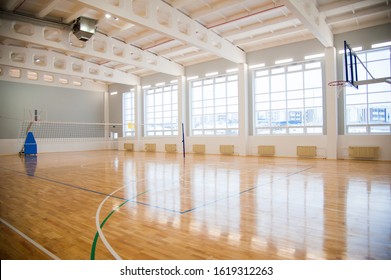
(123, 89, 135, 138)
(144, 83, 179, 137)
(252, 60, 324, 136)
(344, 46, 391, 135)
(189, 74, 239, 136)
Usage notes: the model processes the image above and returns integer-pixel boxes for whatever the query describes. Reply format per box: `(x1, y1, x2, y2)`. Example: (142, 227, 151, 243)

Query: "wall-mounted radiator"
(220, 145, 234, 155)
(258, 145, 275, 156)
(124, 143, 133, 151)
(193, 144, 205, 154)
(145, 143, 156, 152)
(297, 146, 317, 157)
(165, 144, 177, 153)
(349, 146, 379, 159)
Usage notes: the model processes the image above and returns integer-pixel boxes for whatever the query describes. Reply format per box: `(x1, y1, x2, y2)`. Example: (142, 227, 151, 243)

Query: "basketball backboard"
(343, 40, 391, 88)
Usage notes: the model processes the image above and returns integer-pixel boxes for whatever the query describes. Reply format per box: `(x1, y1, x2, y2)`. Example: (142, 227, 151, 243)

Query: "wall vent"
(258, 145, 275, 156)
(297, 146, 317, 157)
(349, 146, 379, 159)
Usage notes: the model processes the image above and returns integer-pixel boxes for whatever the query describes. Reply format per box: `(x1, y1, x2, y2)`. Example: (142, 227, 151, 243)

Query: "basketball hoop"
(328, 80, 352, 98)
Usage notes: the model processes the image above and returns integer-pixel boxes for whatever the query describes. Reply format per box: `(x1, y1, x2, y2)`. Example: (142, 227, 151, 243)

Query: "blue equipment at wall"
(24, 132, 37, 155)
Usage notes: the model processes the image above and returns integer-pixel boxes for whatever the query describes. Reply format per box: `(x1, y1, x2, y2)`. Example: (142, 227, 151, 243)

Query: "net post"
(181, 123, 185, 159)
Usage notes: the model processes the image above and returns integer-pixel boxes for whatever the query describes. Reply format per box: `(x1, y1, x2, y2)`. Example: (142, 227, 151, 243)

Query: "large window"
(144, 84, 178, 136)
(190, 74, 239, 136)
(123, 89, 135, 137)
(345, 47, 391, 134)
(253, 61, 323, 135)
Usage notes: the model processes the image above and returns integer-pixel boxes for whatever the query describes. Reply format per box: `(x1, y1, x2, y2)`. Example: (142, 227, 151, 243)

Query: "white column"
(238, 63, 249, 156)
(325, 47, 338, 159)
(104, 91, 109, 138)
(135, 85, 142, 151)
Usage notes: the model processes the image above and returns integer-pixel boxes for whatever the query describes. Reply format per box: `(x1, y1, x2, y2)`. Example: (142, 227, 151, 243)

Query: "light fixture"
(249, 63, 265, 69)
(371, 41, 391, 48)
(275, 58, 293, 65)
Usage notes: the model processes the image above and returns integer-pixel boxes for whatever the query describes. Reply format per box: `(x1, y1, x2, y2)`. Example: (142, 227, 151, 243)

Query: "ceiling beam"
(76, 0, 246, 63)
(0, 17, 184, 77)
(222, 14, 297, 39)
(0, 45, 139, 85)
(282, 0, 333, 47)
(326, 4, 391, 24)
(36, 0, 63, 18)
(5, 0, 24, 11)
(190, 0, 240, 20)
(319, 0, 384, 14)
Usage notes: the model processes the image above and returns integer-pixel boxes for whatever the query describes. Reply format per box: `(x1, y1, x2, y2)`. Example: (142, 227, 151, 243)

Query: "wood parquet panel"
(0, 150, 390, 260)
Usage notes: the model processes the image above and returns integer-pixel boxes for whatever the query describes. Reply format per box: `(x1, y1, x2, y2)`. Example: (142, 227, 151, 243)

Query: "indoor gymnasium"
(0, 0, 390, 261)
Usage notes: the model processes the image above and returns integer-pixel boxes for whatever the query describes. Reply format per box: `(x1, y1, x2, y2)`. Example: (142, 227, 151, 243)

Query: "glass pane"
(304, 69, 322, 88)
(270, 91, 285, 101)
(289, 127, 304, 134)
(307, 127, 323, 134)
(255, 93, 269, 102)
(215, 83, 226, 98)
(287, 99, 304, 109)
(305, 108, 323, 125)
(370, 125, 390, 133)
(255, 77, 269, 93)
(271, 75, 285, 92)
(256, 111, 270, 126)
(368, 92, 391, 104)
(367, 49, 389, 61)
(367, 60, 390, 78)
(227, 81, 238, 97)
(346, 105, 367, 124)
(272, 127, 286, 134)
(368, 105, 391, 123)
(347, 126, 367, 134)
(271, 110, 286, 125)
(346, 93, 367, 105)
(287, 90, 304, 99)
(257, 128, 270, 134)
(287, 72, 303, 90)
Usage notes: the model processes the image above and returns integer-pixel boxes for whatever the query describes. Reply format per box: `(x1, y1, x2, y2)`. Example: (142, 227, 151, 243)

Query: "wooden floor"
(0, 150, 390, 260)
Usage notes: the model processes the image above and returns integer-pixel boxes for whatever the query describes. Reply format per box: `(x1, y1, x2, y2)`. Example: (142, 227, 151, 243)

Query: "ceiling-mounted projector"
(72, 16, 97, 42)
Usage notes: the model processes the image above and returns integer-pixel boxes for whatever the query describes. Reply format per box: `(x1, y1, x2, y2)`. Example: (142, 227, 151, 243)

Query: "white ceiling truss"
(0, 0, 389, 87)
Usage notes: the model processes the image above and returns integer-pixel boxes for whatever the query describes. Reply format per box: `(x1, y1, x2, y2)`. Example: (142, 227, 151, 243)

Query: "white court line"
(95, 186, 125, 260)
(0, 218, 60, 260)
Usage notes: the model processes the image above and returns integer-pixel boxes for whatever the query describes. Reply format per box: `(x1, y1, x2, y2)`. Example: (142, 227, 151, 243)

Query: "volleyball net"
(18, 120, 124, 143)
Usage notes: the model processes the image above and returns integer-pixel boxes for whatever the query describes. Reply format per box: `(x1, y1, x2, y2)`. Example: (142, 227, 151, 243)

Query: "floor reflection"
(117, 153, 390, 259)
(24, 155, 37, 176)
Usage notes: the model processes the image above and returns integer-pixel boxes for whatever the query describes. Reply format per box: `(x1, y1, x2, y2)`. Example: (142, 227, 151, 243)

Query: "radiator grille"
(297, 146, 317, 157)
(124, 143, 133, 151)
(193, 144, 205, 154)
(220, 145, 234, 155)
(165, 144, 177, 153)
(145, 143, 156, 152)
(349, 146, 379, 159)
(258, 145, 275, 156)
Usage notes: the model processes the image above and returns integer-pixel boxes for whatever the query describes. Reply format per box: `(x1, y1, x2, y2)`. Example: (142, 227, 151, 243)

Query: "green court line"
(90, 190, 148, 260)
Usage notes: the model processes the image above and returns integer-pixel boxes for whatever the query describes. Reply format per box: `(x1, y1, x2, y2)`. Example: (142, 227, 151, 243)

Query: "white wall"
(123, 24, 391, 160)
(1, 24, 390, 159)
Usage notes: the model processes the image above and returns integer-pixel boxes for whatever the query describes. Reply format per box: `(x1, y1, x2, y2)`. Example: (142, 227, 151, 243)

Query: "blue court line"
(1, 166, 182, 213)
(0, 166, 127, 201)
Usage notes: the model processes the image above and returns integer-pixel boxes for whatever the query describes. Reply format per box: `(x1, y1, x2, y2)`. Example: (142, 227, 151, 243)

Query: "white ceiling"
(0, 0, 390, 84)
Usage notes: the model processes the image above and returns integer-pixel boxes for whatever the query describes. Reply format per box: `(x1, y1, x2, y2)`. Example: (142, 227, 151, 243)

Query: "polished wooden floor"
(0, 150, 390, 260)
